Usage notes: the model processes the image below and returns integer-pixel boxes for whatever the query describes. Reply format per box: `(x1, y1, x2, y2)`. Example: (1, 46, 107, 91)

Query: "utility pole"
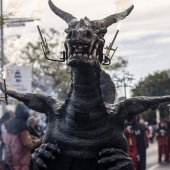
(0, 0, 6, 121)
(112, 71, 135, 98)
(0, 0, 37, 69)
(0, 0, 4, 69)
(0, 0, 38, 114)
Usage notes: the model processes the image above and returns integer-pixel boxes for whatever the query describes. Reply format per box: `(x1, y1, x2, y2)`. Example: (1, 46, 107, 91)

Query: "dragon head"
(49, 0, 134, 68)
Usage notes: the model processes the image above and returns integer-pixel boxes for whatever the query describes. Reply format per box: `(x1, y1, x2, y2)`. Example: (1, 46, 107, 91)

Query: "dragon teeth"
(89, 55, 92, 60)
(95, 43, 99, 49)
(92, 49, 97, 57)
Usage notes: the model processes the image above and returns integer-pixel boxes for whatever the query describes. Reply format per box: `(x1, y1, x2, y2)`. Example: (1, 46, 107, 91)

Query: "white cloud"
(154, 37, 170, 44)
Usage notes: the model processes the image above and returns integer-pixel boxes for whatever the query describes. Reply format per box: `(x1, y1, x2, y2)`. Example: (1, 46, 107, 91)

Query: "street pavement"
(146, 142, 170, 170)
(147, 163, 170, 170)
(147, 142, 158, 169)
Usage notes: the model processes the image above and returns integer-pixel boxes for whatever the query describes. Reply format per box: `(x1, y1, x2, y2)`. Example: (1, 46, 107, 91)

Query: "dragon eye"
(67, 31, 72, 38)
(85, 30, 92, 38)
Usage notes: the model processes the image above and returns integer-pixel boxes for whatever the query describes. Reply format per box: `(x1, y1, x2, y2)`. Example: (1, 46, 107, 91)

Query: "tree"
(102, 56, 128, 71)
(12, 28, 70, 100)
(132, 70, 170, 123)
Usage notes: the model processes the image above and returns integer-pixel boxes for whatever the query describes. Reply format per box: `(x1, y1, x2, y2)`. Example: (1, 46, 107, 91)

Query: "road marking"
(147, 164, 159, 170)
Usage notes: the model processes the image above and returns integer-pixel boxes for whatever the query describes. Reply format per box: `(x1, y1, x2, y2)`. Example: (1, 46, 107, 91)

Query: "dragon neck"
(68, 66, 104, 111)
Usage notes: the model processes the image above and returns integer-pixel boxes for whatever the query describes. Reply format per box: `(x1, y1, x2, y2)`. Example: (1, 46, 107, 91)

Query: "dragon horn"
(48, 0, 77, 25)
(93, 5, 134, 28)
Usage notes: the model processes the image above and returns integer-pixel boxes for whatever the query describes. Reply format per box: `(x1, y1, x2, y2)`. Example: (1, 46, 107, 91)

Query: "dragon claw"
(98, 148, 135, 170)
(32, 143, 60, 168)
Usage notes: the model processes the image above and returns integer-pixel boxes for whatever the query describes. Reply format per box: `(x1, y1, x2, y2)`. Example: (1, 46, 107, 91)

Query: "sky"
(3, 0, 170, 97)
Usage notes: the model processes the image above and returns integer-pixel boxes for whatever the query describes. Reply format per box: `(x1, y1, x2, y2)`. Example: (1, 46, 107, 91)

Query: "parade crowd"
(125, 117, 170, 170)
(0, 103, 170, 170)
(0, 103, 47, 170)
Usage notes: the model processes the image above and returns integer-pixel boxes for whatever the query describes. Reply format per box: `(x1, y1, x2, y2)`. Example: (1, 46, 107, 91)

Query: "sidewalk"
(146, 142, 170, 170)
(146, 142, 158, 169)
(147, 162, 170, 170)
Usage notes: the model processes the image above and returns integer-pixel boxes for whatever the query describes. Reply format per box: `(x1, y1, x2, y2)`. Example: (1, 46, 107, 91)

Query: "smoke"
(4, 0, 45, 18)
(113, 0, 134, 12)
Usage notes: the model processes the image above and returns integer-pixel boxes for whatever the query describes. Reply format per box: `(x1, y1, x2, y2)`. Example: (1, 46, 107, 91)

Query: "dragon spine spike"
(48, 0, 77, 25)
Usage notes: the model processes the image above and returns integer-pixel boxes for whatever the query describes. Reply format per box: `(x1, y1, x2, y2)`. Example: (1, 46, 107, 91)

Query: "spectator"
(148, 123, 154, 144)
(38, 116, 47, 135)
(168, 120, 170, 160)
(5, 103, 41, 170)
(125, 124, 139, 170)
(27, 116, 43, 170)
(0, 112, 12, 142)
(130, 117, 148, 170)
(27, 116, 41, 138)
(156, 121, 169, 163)
(0, 111, 12, 170)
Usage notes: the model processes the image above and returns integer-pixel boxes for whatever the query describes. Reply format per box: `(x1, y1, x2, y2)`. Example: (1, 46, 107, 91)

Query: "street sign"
(6, 66, 32, 93)
(6, 22, 25, 27)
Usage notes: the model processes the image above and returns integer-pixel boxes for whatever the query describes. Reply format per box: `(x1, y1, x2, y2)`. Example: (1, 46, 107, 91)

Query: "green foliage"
(132, 71, 170, 96)
(132, 70, 170, 124)
(102, 56, 128, 70)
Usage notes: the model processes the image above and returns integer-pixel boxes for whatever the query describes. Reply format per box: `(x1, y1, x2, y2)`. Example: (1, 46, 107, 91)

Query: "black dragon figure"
(1, 1, 170, 170)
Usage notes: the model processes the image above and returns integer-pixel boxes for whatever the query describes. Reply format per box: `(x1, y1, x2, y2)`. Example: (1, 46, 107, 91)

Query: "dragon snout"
(67, 29, 93, 43)
(65, 27, 102, 67)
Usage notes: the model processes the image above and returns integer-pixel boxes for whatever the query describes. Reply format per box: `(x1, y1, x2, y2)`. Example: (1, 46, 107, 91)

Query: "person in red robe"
(125, 125, 139, 170)
(156, 121, 169, 163)
(167, 121, 170, 160)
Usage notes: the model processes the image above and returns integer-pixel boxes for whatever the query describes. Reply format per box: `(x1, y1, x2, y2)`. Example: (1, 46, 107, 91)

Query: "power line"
(112, 71, 135, 98)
